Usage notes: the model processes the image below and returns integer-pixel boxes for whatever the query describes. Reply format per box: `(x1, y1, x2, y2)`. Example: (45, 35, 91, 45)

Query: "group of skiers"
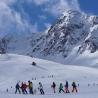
(51, 81, 78, 94)
(15, 80, 78, 95)
(15, 81, 45, 95)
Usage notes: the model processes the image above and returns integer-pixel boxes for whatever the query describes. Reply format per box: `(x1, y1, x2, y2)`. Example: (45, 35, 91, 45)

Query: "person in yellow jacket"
(28, 81, 33, 94)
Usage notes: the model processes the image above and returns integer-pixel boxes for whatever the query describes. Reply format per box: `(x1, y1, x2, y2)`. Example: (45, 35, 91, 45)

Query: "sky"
(0, 0, 98, 37)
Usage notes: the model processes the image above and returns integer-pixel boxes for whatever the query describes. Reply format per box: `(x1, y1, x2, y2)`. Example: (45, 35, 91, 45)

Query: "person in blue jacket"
(15, 82, 21, 94)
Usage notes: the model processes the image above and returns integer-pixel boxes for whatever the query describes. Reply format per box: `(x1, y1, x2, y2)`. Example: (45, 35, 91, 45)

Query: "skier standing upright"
(28, 81, 33, 94)
(15, 82, 21, 94)
(51, 82, 56, 93)
(38, 82, 45, 95)
(65, 81, 70, 93)
(21, 82, 28, 94)
(59, 83, 65, 93)
(72, 81, 78, 93)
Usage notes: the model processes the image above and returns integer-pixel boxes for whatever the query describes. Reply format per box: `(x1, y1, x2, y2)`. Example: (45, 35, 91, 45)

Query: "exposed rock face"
(32, 10, 98, 58)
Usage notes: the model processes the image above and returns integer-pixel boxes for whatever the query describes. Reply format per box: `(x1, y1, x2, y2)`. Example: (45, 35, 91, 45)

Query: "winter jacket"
(21, 83, 28, 90)
(72, 82, 77, 88)
(65, 81, 69, 88)
(38, 83, 43, 90)
(16, 83, 20, 89)
(28, 82, 33, 89)
(59, 83, 63, 90)
(52, 82, 56, 88)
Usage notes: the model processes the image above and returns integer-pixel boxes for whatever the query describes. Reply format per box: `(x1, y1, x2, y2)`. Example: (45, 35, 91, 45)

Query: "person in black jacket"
(51, 82, 56, 93)
(38, 82, 45, 95)
(72, 81, 78, 93)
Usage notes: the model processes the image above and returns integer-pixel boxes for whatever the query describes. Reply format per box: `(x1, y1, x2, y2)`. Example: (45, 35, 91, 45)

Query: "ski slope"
(0, 54, 98, 98)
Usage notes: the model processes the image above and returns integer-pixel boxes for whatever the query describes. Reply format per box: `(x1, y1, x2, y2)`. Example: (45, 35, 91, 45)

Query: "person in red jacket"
(21, 82, 28, 94)
(51, 82, 56, 93)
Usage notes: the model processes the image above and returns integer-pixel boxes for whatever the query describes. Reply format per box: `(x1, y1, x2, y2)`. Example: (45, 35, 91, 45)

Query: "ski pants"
(40, 89, 45, 95)
(72, 87, 78, 93)
(15, 88, 21, 94)
(59, 89, 65, 93)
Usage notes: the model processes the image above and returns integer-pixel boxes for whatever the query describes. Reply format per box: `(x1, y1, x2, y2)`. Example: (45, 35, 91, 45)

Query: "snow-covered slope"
(0, 54, 98, 98)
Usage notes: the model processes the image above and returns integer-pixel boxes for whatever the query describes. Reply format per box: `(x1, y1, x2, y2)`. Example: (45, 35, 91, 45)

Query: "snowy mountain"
(32, 10, 89, 56)
(0, 54, 98, 98)
(31, 10, 98, 66)
(0, 32, 42, 56)
(1, 10, 98, 66)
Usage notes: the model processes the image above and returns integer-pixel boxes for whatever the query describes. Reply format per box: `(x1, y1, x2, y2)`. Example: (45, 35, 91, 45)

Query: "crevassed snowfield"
(0, 54, 98, 98)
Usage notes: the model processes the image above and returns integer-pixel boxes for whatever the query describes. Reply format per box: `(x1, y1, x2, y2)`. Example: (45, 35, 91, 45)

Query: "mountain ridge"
(0, 10, 98, 66)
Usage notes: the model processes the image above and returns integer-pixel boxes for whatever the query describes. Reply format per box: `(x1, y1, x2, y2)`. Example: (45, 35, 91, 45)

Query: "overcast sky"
(0, 0, 98, 37)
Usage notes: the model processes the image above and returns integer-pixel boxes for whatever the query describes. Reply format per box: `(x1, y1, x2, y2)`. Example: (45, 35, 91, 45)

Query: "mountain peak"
(63, 10, 81, 16)
(31, 10, 98, 61)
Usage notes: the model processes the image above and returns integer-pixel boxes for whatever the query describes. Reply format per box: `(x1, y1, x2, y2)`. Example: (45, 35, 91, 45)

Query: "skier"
(65, 81, 70, 93)
(72, 81, 78, 93)
(28, 81, 33, 94)
(38, 82, 45, 95)
(51, 82, 56, 93)
(59, 83, 65, 93)
(21, 82, 28, 94)
(15, 82, 21, 94)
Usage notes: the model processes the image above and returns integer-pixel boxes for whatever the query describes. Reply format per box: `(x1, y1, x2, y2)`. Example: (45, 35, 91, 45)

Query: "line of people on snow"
(15, 81, 45, 95)
(51, 81, 78, 94)
(15, 80, 78, 95)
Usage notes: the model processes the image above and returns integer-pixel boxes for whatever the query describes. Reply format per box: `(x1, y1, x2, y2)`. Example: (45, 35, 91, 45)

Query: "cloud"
(38, 15, 47, 20)
(30, 0, 80, 15)
(43, 0, 80, 16)
(0, 0, 39, 37)
(0, 0, 81, 38)
(32, 0, 80, 16)
(32, 0, 49, 5)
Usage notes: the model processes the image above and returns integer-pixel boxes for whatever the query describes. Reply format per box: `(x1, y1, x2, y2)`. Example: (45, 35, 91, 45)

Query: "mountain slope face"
(0, 33, 41, 56)
(1, 10, 98, 66)
(31, 10, 98, 62)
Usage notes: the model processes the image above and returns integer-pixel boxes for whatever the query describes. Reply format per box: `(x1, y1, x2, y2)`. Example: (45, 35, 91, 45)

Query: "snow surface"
(0, 54, 98, 98)
(39, 46, 98, 67)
